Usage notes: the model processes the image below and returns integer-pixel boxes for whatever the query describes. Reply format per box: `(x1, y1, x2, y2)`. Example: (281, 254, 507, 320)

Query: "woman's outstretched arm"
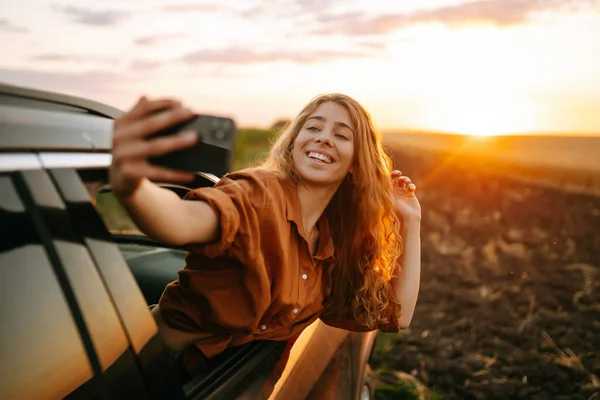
(118, 178, 220, 246)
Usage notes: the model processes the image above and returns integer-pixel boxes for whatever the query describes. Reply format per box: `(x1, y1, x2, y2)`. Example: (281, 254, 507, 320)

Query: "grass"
(232, 127, 278, 171)
(374, 371, 440, 400)
(371, 333, 440, 400)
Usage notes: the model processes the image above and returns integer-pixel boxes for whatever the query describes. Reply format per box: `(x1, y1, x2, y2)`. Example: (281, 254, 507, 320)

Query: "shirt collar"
(280, 176, 335, 261)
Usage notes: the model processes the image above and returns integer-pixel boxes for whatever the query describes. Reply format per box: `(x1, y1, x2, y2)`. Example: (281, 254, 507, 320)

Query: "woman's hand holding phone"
(109, 96, 199, 199)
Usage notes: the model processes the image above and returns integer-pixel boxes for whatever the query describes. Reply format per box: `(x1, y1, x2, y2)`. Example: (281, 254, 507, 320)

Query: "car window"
(0, 174, 94, 399)
(95, 191, 144, 236)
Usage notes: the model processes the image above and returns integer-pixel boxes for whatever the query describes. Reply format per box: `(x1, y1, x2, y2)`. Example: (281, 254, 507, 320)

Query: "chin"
(296, 170, 344, 187)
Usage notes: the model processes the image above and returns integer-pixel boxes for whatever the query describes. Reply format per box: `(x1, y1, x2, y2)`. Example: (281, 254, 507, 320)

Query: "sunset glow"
(1, 0, 599, 135)
(425, 92, 542, 136)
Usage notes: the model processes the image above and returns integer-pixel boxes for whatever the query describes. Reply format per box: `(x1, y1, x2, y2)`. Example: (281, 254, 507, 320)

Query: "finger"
(143, 163, 197, 183)
(393, 176, 412, 187)
(391, 170, 403, 178)
(402, 178, 415, 190)
(393, 180, 416, 192)
(114, 107, 194, 143)
(113, 130, 198, 162)
(395, 187, 417, 197)
(121, 161, 196, 183)
(120, 97, 184, 124)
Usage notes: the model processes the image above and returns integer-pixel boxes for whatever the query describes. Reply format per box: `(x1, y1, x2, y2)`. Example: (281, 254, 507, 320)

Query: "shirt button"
(292, 308, 299, 314)
(301, 274, 308, 280)
(260, 324, 267, 331)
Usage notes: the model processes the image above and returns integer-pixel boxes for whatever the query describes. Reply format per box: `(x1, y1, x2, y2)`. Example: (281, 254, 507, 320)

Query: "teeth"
(308, 152, 333, 164)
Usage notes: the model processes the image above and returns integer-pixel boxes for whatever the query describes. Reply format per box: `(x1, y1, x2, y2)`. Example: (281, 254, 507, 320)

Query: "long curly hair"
(261, 93, 403, 329)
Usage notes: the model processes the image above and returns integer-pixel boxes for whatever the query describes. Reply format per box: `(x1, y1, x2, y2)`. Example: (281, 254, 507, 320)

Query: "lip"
(305, 149, 336, 163)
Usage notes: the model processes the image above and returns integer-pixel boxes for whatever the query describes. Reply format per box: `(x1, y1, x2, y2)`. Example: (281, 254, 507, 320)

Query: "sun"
(425, 92, 540, 136)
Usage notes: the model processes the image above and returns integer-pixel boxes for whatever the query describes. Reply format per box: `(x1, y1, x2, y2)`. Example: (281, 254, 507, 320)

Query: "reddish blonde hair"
(262, 93, 403, 329)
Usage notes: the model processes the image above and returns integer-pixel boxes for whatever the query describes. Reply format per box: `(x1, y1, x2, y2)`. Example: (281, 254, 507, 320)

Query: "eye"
(335, 133, 349, 140)
(306, 126, 319, 132)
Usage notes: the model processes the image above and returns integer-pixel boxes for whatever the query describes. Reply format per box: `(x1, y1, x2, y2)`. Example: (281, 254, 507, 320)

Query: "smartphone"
(148, 113, 237, 177)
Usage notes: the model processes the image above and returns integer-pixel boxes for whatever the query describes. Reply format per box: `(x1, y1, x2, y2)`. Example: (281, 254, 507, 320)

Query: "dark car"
(0, 83, 379, 400)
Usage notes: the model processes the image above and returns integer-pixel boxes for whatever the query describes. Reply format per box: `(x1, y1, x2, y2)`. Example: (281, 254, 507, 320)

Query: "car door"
(49, 166, 188, 400)
(0, 164, 148, 399)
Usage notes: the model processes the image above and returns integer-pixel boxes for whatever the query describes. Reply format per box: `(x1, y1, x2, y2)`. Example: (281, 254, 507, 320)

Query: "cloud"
(355, 40, 391, 50)
(134, 33, 186, 46)
(0, 68, 129, 97)
(313, 0, 598, 36)
(407, 0, 558, 26)
(161, 3, 222, 12)
(294, 0, 335, 13)
(237, 0, 336, 19)
(129, 60, 168, 70)
(182, 46, 376, 65)
(29, 53, 117, 64)
(0, 19, 29, 33)
(32, 54, 90, 62)
(53, 5, 130, 26)
(31, 54, 76, 62)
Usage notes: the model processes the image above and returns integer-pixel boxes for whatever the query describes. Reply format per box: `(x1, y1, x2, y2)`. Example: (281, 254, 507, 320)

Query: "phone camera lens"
(211, 119, 222, 130)
(214, 129, 226, 140)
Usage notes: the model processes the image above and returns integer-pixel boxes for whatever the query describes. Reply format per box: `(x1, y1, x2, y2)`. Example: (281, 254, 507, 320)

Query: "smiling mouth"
(307, 151, 334, 164)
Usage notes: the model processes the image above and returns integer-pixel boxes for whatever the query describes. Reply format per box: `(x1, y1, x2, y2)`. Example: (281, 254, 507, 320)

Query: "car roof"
(0, 82, 122, 152)
(0, 82, 123, 119)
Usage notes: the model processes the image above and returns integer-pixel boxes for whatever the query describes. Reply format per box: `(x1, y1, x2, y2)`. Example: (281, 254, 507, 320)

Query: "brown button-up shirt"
(158, 168, 400, 359)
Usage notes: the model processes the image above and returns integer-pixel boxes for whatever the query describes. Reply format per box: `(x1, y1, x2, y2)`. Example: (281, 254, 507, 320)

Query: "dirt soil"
(375, 146, 600, 400)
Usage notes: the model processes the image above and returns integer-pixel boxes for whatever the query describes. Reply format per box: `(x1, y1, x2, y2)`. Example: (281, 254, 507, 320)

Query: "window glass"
(21, 169, 130, 372)
(0, 175, 94, 400)
(95, 191, 143, 236)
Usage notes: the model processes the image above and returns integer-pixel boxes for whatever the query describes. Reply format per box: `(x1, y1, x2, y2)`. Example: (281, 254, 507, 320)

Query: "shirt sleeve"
(319, 284, 401, 333)
(182, 169, 272, 262)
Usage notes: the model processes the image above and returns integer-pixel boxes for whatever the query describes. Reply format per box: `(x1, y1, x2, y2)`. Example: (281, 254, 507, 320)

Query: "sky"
(1, 0, 600, 136)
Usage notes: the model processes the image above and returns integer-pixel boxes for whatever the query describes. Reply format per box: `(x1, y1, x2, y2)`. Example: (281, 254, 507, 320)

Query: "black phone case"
(148, 114, 237, 177)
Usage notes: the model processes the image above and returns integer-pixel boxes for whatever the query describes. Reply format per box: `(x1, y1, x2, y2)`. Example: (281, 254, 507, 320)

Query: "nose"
(314, 127, 333, 146)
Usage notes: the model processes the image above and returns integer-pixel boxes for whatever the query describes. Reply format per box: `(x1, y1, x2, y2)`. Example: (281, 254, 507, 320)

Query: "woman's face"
(292, 101, 355, 187)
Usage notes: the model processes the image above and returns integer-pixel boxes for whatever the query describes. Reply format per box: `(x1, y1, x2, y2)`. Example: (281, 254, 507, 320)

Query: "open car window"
(91, 180, 206, 239)
(95, 191, 144, 236)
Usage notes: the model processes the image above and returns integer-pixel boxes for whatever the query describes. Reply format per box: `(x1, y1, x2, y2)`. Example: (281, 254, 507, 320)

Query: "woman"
(110, 93, 421, 391)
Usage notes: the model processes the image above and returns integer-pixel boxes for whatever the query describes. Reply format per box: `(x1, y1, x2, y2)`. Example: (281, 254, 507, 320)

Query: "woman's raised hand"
(109, 96, 199, 198)
(391, 170, 421, 224)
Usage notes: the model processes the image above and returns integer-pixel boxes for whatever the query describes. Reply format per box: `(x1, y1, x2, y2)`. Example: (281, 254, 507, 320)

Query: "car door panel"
(12, 169, 151, 399)
(50, 168, 159, 354)
(49, 167, 187, 400)
(0, 174, 97, 400)
(270, 320, 349, 399)
(348, 330, 377, 398)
